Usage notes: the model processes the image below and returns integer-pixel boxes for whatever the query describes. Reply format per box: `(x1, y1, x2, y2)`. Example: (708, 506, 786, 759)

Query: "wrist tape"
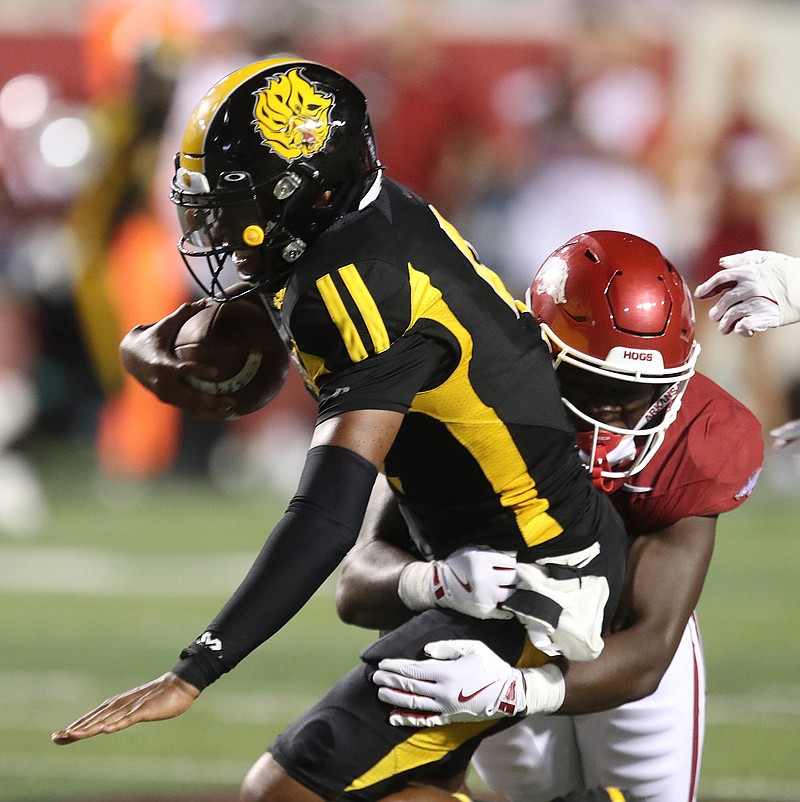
(522, 663, 566, 714)
(398, 561, 437, 611)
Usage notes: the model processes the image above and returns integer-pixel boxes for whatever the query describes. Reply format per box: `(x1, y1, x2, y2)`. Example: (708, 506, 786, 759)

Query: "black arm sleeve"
(172, 444, 377, 691)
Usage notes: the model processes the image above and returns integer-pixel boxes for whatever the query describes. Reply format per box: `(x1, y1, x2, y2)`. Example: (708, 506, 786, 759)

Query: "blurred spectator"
(69, 24, 190, 482)
(0, 66, 98, 534)
(72, 0, 319, 486)
(342, 0, 475, 216)
(461, 13, 676, 297)
(0, 278, 48, 537)
(689, 53, 796, 435)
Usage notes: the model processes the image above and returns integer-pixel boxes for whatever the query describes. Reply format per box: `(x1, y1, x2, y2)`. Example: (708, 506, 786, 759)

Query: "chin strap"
(576, 431, 633, 493)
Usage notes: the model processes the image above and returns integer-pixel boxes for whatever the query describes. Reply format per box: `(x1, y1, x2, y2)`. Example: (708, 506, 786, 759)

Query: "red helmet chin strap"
(576, 430, 628, 493)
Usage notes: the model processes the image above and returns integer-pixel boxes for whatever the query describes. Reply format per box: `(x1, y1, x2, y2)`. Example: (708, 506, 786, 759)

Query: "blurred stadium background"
(1, 0, 799, 800)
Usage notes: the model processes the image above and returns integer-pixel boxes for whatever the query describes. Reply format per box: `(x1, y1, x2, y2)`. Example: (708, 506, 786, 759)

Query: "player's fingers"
(731, 311, 772, 335)
(716, 298, 774, 335)
(716, 254, 752, 270)
(375, 657, 434, 676)
(373, 666, 436, 692)
(54, 685, 177, 742)
(732, 319, 757, 337)
(388, 710, 444, 727)
(75, 690, 146, 723)
(486, 606, 515, 619)
(772, 427, 800, 453)
(98, 694, 163, 733)
(50, 713, 132, 744)
(695, 272, 736, 300)
(770, 419, 800, 440)
(715, 307, 746, 335)
(166, 373, 237, 417)
(148, 303, 207, 349)
(163, 301, 207, 326)
(717, 251, 773, 269)
(696, 263, 761, 299)
(52, 694, 126, 734)
(377, 685, 441, 711)
(707, 286, 752, 320)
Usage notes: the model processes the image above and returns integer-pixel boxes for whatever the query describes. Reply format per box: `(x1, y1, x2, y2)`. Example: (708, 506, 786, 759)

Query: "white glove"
(373, 639, 565, 727)
(771, 418, 800, 454)
(397, 547, 516, 619)
(694, 250, 787, 336)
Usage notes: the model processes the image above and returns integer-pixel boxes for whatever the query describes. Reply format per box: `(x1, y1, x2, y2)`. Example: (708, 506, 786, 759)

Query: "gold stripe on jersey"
(344, 720, 496, 792)
(405, 265, 563, 547)
(607, 789, 627, 802)
(429, 206, 519, 316)
(339, 264, 392, 353)
(316, 272, 369, 362)
(317, 265, 394, 363)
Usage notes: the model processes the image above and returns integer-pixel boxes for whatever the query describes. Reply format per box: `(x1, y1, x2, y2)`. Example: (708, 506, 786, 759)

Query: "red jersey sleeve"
(611, 374, 764, 535)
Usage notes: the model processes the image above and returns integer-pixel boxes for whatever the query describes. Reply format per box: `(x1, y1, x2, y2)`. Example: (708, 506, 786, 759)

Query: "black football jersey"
(271, 179, 612, 561)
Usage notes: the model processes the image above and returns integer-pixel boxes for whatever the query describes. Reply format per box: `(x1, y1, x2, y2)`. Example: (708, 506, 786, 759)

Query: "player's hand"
(398, 547, 516, 619)
(771, 418, 800, 454)
(120, 302, 236, 418)
(51, 672, 199, 745)
(694, 251, 785, 336)
(373, 639, 526, 727)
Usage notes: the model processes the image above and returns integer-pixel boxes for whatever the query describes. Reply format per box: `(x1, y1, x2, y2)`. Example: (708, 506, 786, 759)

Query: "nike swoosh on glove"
(397, 547, 517, 619)
(372, 639, 527, 727)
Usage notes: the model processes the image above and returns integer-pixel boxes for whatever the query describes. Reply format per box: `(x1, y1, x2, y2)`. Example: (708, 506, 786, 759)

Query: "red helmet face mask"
(527, 231, 700, 492)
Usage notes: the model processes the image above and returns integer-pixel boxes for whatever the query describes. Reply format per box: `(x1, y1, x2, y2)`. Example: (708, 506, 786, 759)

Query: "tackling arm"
(371, 515, 716, 723)
(336, 482, 517, 629)
(556, 514, 715, 713)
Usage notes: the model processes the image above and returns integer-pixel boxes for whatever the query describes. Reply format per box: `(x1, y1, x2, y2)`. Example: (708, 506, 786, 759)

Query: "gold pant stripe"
(344, 720, 496, 792)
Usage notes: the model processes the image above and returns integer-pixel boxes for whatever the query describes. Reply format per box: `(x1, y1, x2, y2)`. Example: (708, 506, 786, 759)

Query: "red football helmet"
(527, 230, 700, 490)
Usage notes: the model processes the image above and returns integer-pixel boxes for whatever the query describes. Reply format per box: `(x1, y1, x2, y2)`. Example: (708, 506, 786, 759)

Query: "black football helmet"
(170, 57, 381, 297)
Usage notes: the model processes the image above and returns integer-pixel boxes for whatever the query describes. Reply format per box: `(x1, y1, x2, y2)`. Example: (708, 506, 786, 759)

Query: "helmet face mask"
(173, 167, 311, 297)
(554, 362, 667, 432)
(527, 230, 700, 491)
(170, 58, 381, 298)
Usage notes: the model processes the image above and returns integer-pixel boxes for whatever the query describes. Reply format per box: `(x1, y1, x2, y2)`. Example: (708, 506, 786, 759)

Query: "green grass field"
(2, 437, 799, 801)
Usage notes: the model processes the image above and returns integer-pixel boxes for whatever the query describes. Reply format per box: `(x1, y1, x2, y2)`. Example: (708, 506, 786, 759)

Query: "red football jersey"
(610, 373, 764, 535)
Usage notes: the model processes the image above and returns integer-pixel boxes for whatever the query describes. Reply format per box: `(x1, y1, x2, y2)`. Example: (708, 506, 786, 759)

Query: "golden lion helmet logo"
(252, 68, 334, 162)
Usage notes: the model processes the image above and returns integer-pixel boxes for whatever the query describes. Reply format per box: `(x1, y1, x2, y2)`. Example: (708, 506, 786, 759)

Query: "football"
(173, 297, 290, 418)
